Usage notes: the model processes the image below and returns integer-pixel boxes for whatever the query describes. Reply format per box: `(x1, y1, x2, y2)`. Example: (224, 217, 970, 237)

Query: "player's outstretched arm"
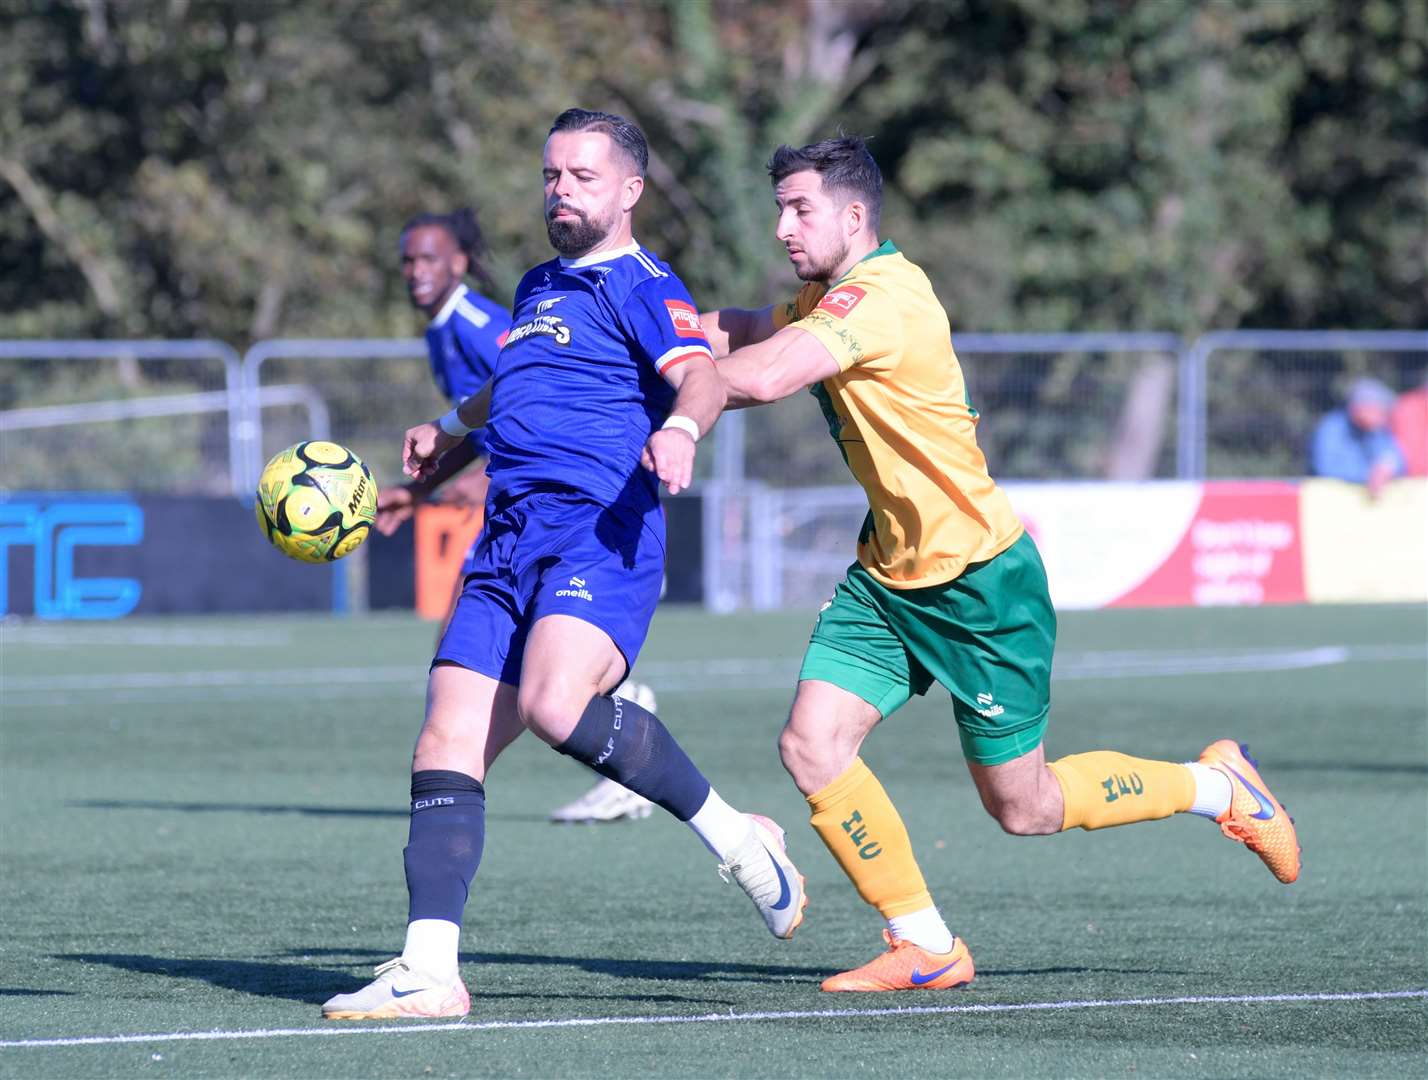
(403, 390, 489, 483)
(641, 356, 725, 496)
(700, 306, 777, 358)
(718, 325, 840, 409)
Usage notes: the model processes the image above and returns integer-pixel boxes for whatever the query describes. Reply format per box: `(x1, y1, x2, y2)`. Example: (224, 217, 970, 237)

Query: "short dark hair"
(549, 107, 649, 177)
(400, 207, 495, 291)
(767, 136, 882, 231)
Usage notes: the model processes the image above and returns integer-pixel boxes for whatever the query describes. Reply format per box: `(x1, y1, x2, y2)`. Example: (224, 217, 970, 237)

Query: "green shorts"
(799, 530, 1056, 766)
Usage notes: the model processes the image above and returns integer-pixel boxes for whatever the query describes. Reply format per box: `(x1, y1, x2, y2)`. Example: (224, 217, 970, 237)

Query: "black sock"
(403, 769, 485, 925)
(554, 693, 711, 821)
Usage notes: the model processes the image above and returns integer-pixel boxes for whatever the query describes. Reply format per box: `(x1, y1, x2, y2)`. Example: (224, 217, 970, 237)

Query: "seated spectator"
(1309, 377, 1406, 497)
(1390, 373, 1428, 477)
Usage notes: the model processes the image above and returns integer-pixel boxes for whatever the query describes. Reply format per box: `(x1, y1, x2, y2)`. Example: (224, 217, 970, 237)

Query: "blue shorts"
(435, 489, 665, 685)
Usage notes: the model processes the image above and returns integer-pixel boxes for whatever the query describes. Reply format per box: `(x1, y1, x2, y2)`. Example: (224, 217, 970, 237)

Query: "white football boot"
(548, 681, 658, 824)
(321, 958, 470, 1020)
(718, 814, 808, 940)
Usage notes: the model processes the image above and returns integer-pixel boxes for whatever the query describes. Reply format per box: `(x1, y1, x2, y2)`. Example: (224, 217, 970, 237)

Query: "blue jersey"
(483, 242, 713, 516)
(425, 283, 511, 457)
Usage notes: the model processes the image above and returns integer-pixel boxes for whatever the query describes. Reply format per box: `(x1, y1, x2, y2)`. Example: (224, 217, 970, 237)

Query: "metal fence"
(4, 331, 1425, 608)
(239, 339, 438, 494)
(0, 340, 241, 495)
(1179, 331, 1428, 479)
(707, 330, 1425, 608)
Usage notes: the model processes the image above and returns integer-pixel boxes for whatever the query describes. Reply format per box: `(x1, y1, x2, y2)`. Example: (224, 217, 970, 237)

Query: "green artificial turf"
(1, 604, 1424, 1078)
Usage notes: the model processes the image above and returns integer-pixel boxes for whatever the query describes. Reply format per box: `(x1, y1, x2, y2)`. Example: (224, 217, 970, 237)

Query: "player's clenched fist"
(641, 426, 696, 495)
(404, 420, 460, 483)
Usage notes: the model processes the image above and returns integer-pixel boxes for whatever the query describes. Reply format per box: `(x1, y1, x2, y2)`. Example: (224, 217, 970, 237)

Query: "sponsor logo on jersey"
(816, 285, 866, 319)
(664, 300, 705, 338)
(505, 314, 571, 346)
(535, 295, 567, 314)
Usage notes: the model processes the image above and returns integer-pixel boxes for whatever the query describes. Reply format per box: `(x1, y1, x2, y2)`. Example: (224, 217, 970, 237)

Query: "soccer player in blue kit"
(322, 109, 807, 1020)
(379, 207, 658, 824)
(376, 207, 509, 536)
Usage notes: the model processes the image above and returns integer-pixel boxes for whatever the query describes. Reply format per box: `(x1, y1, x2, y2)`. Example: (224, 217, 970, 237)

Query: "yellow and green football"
(254, 441, 377, 563)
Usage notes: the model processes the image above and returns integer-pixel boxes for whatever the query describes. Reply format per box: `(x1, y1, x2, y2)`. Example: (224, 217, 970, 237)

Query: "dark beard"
(547, 213, 607, 257)
(796, 239, 851, 283)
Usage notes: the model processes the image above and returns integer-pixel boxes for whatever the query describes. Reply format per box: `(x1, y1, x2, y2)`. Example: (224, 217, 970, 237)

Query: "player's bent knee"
(413, 722, 481, 777)
(777, 725, 813, 781)
(778, 723, 849, 795)
(982, 796, 1058, 836)
(514, 681, 585, 746)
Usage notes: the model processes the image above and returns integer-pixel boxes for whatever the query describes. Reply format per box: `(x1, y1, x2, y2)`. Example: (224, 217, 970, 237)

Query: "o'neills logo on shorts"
(817, 285, 866, 319)
(555, 575, 594, 601)
(664, 300, 705, 338)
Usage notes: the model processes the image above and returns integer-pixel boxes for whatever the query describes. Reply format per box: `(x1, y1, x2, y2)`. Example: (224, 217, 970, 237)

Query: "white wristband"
(661, 414, 700, 441)
(439, 408, 474, 437)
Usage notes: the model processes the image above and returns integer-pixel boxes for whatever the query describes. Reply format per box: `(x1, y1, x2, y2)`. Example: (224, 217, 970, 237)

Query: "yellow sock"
(807, 758, 933, 919)
(1048, 751, 1195, 831)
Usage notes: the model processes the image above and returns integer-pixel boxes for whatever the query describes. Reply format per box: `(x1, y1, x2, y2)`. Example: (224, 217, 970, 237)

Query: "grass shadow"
(458, 950, 829, 983)
(67, 800, 622, 823)
(57, 954, 356, 1005)
(59, 948, 826, 1006)
(70, 799, 406, 818)
(298, 948, 828, 986)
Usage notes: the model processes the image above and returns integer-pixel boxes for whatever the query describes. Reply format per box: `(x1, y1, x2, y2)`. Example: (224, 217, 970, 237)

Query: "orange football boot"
(1199, 740, 1301, 884)
(821, 930, 974, 992)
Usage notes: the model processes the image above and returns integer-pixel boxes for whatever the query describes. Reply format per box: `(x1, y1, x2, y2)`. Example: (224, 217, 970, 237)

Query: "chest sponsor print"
(505, 313, 571, 346)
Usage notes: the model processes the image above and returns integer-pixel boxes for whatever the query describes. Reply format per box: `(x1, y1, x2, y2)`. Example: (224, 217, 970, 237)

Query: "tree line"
(4, 0, 1423, 346)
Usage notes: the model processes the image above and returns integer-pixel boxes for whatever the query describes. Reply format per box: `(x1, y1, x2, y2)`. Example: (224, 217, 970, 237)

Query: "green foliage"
(6, 0, 1421, 345)
(847, 0, 1427, 336)
(1, 0, 1423, 485)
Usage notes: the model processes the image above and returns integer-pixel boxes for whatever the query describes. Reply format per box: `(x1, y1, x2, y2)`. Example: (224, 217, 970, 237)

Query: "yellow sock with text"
(1048, 751, 1195, 831)
(807, 758, 933, 919)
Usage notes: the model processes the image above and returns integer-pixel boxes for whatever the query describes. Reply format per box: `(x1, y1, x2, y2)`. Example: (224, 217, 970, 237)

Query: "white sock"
(401, 918, 460, 981)
(686, 788, 753, 861)
(887, 906, 955, 954)
(1184, 762, 1233, 818)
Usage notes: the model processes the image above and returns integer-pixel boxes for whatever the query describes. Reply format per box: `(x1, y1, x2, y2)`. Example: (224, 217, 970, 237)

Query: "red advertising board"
(1111, 483, 1305, 607)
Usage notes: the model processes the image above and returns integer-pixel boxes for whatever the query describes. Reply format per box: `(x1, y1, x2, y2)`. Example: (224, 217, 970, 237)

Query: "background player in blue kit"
(378, 207, 658, 824)
(375, 207, 508, 546)
(322, 109, 807, 1020)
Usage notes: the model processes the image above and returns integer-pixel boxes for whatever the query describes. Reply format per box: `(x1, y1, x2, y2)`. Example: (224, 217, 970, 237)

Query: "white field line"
(1, 988, 1423, 1051)
(1, 644, 1422, 708)
(0, 625, 294, 648)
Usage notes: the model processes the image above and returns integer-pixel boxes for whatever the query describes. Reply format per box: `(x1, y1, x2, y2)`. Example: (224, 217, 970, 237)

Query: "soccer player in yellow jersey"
(701, 136, 1301, 993)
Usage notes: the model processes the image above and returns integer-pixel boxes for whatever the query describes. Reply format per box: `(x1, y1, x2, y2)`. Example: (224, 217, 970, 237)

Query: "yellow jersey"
(771, 240, 1023, 589)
